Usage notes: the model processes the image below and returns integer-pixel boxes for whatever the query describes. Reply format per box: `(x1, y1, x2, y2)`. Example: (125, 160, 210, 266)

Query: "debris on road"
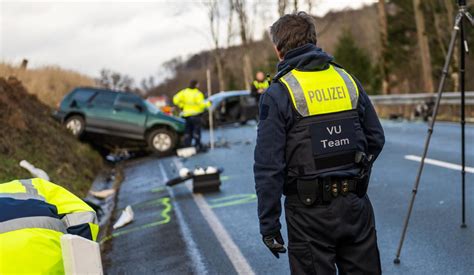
(113, 205, 134, 229)
(177, 147, 197, 158)
(90, 189, 116, 199)
(192, 169, 221, 193)
(167, 166, 222, 193)
(19, 160, 50, 180)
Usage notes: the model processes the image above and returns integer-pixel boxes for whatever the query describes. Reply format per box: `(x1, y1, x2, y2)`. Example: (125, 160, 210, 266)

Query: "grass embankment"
(0, 77, 103, 197)
(0, 63, 95, 107)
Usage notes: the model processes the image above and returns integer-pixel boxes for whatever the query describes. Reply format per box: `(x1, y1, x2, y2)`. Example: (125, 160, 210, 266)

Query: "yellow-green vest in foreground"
(280, 64, 359, 116)
(0, 178, 99, 274)
(173, 88, 211, 117)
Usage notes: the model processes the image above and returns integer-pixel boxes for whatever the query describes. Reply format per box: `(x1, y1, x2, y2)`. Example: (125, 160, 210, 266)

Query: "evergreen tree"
(334, 30, 379, 94)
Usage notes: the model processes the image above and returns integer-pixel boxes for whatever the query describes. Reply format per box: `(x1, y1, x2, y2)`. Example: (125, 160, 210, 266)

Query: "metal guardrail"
(370, 91, 474, 105)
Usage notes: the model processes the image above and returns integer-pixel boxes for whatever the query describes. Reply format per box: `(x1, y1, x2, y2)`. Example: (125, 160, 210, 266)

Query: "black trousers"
(285, 193, 381, 275)
(184, 115, 202, 148)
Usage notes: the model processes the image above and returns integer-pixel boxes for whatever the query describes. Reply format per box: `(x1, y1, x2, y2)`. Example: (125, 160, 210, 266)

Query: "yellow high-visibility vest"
(279, 64, 359, 117)
(173, 88, 211, 117)
(0, 178, 99, 274)
(252, 80, 269, 91)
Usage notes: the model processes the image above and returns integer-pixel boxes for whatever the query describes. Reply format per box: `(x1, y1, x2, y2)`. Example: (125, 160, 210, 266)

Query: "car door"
(240, 94, 258, 121)
(223, 95, 242, 123)
(85, 91, 118, 133)
(110, 93, 147, 139)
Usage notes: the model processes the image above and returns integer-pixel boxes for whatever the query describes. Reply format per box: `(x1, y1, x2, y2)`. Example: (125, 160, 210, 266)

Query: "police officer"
(251, 71, 270, 105)
(0, 178, 99, 274)
(173, 80, 210, 151)
(254, 12, 385, 274)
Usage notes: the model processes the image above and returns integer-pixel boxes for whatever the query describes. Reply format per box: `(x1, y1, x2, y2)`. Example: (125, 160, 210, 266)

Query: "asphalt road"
(103, 120, 473, 275)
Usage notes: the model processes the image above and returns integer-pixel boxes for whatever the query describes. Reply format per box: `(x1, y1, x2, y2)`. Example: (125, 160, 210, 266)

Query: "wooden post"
(20, 59, 28, 70)
(207, 69, 215, 150)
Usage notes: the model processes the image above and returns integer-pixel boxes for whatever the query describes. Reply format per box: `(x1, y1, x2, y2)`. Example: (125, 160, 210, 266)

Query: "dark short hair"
(270, 11, 317, 58)
(189, 80, 199, 89)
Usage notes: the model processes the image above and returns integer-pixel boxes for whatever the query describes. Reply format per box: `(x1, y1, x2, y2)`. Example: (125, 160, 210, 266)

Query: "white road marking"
(172, 158, 255, 275)
(158, 162, 208, 275)
(405, 155, 474, 173)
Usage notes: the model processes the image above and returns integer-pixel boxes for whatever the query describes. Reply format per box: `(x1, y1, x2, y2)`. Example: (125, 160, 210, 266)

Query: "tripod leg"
(394, 21, 460, 264)
(460, 16, 467, 228)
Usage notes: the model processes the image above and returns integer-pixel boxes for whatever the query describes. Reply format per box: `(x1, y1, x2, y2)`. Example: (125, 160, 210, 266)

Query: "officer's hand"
(262, 231, 287, 259)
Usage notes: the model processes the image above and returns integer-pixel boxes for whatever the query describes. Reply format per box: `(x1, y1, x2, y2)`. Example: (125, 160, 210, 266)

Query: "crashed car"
(54, 87, 185, 156)
(202, 91, 258, 127)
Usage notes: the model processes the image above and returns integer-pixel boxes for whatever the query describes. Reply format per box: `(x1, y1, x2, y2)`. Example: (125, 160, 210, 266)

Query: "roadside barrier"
(370, 91, 474, 121)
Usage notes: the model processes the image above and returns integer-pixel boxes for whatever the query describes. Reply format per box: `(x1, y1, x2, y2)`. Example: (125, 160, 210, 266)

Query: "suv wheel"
(147, 128, 177, 156)
(65, 115, 85, 137)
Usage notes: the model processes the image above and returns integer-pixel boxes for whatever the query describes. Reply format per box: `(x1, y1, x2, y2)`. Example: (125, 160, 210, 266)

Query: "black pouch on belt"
(296, 179, 319, 206)
(354, 152, 373, 198)
(355, 166, 371, 197)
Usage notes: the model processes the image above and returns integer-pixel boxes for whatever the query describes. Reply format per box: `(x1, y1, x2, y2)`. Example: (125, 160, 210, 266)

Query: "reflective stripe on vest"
(0, 216, 67, 234)
(280, 65, 359, 117)
(0, 179, 45, 201)
(62, 211, 98, 227)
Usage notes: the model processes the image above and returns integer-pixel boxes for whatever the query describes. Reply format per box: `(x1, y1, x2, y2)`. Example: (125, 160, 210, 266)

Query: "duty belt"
(292, 178, 359, 206)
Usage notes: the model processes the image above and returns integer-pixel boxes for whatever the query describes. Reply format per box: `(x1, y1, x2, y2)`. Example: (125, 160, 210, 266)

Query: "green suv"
(54, 87, 185, 155)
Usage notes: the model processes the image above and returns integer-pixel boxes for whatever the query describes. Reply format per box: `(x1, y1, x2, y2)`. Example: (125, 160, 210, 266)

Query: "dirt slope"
(0, 63, 95, 108)
(0, 77, 103, 196)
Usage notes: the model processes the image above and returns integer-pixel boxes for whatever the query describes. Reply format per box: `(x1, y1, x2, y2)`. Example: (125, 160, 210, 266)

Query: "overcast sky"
(0, 0, 376, 83)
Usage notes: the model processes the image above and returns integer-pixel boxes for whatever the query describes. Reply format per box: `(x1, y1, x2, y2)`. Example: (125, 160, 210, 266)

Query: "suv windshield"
(145, 101, 160, 114)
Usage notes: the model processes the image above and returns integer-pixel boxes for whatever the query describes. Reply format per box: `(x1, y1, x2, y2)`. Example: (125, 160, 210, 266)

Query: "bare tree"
(413, 0, 434, 92)
(205, 0, 226, 92)
(306, 0, 313, 14)
(226, 0, 235, 47)
(443, 0, 459, 91)
(278, 0, 288, 16)
(97, 69, 134, 92)
(293, 0, 298, 12)
(141, 76, 156, 94)
(378, 0, 390, 94)
(234, 0, 253, 90)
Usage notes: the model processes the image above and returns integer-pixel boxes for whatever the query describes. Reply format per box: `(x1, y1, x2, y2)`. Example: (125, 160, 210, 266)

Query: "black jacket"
(254, 44, 385, 236)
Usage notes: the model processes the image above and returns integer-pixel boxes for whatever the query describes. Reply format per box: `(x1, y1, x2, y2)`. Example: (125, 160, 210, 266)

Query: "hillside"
(0, 77, 103, 196)
(0, 63, 95, 108)
(150, 5, 382, 97)
(151, 3, 474, 97)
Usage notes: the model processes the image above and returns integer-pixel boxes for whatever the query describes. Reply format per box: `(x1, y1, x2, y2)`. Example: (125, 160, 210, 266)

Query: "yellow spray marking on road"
(100, 197, 172, 244)
(151, 186, 166, 193)
(115, 196, 167, 211)
(209, 194, 256, 209)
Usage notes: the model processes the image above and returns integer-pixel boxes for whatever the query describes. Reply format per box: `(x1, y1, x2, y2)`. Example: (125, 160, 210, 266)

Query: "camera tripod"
(394, 0, 473, 264)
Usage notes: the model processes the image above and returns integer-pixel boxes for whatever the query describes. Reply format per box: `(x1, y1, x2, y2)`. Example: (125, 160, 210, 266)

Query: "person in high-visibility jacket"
(250, 71, 270, 105)
(173, 80, 211, 150)
(0, 178, 99, 274)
